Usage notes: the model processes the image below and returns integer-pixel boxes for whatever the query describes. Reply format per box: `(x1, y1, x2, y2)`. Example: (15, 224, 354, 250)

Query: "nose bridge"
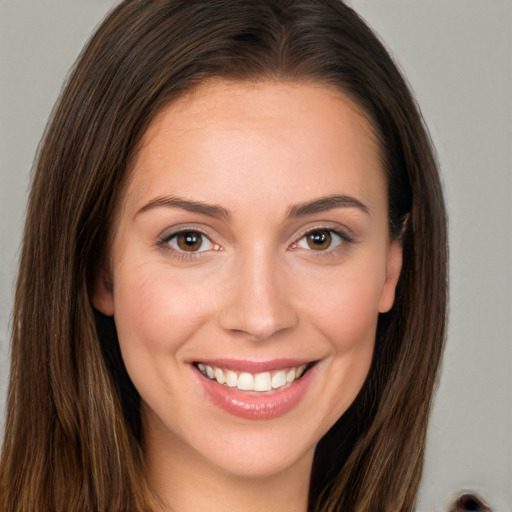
(220, 245, 297, 340)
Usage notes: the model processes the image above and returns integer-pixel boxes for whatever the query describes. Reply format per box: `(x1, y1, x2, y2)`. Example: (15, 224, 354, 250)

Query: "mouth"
(192, 359, 319, 420)
(193, 361, 314, 393)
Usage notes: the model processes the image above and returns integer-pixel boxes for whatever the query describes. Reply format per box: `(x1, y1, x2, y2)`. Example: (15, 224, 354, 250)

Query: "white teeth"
(214, 367, 226, 385)
(205, 365, 214, 379)
(271, 370, 286, 389)
(296, 364, 306, 378)
(254, 372, 272, 392)
(226, 370, 238, 387)
(237, 372, 254, 391)
(197, 363, 310, 391)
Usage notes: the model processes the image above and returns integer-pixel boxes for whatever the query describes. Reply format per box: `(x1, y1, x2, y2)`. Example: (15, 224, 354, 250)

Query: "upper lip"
(191, 358, 318, 373)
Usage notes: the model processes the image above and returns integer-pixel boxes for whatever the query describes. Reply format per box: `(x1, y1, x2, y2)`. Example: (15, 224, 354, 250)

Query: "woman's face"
(94, 80, 402, 481)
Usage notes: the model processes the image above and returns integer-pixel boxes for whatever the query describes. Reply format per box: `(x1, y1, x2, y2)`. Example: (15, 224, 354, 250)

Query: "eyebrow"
(137, 193, 369, 220)
(287, 194, 370, 217)
(137, 196, 231, 220)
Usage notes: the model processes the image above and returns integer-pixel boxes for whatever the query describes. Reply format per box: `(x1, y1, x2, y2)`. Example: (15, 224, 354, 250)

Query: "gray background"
(0, 1, 510, 511)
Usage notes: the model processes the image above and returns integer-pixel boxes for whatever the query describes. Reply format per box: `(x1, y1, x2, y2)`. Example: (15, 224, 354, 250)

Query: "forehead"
(124, 79, 384, 214)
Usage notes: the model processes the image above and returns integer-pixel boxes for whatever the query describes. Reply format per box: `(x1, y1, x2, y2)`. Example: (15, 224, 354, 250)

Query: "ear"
(92, 269, 115, 316)
(378, 240, 403, 313)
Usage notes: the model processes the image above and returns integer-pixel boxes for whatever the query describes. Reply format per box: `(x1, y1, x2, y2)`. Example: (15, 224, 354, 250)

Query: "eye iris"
(307, 230, 331, 250)
(177, 231, 202, 251)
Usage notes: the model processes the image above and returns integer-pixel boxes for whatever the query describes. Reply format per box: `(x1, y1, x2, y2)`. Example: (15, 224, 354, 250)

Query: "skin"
(94, 80, 402, 512)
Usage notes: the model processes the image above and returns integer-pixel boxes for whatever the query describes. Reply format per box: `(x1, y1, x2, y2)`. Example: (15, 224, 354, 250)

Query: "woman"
(0, 1, 447, 511)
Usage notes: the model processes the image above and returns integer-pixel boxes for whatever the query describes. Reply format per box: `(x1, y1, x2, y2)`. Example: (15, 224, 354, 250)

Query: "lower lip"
(196, 365, 317, 420)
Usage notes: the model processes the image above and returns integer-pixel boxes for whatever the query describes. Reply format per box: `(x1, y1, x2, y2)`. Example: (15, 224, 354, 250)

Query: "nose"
(219, 250, 298, 341)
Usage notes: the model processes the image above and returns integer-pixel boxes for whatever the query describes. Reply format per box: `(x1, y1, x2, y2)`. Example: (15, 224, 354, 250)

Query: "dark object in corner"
(451, 493, 493, 512)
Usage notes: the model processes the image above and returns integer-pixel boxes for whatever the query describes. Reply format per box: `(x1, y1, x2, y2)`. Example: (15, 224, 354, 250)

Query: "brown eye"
(296, 229, 348, 252)
(170, 231, 212, 252)
(306, 230, 332, 250)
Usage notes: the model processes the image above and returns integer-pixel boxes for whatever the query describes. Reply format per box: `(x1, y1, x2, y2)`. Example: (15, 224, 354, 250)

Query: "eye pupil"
(177, 231, 202, 251)
(307, 230, 331, 250)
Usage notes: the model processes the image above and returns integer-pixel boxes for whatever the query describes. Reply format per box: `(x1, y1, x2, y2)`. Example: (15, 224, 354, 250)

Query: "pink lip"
(194, 361, 318, 420)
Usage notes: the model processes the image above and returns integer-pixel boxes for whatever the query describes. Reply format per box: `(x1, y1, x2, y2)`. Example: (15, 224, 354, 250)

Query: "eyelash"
(157, 229, 221, 261)
(157, 227, 353, 260)
(293, 227, 353, 254)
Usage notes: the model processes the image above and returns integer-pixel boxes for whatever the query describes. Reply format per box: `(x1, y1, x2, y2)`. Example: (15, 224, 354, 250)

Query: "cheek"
(319, 275, 379, 373)
(111, 261, 217, 362)
(291, 262, 383, 434)
(110, 261, 224, 425)
(299, 259, 385, 349)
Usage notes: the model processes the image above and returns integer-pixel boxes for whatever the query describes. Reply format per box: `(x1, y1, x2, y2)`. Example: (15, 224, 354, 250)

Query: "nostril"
(452, 493, 492, 512)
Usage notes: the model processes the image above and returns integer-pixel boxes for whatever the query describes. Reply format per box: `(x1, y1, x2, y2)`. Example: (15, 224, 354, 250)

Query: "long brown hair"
(0, 1, 447, 511)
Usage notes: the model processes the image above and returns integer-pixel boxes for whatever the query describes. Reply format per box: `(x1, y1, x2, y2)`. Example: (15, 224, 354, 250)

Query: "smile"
(196, 363, 308, 392)
(193, 359, 319, 420)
